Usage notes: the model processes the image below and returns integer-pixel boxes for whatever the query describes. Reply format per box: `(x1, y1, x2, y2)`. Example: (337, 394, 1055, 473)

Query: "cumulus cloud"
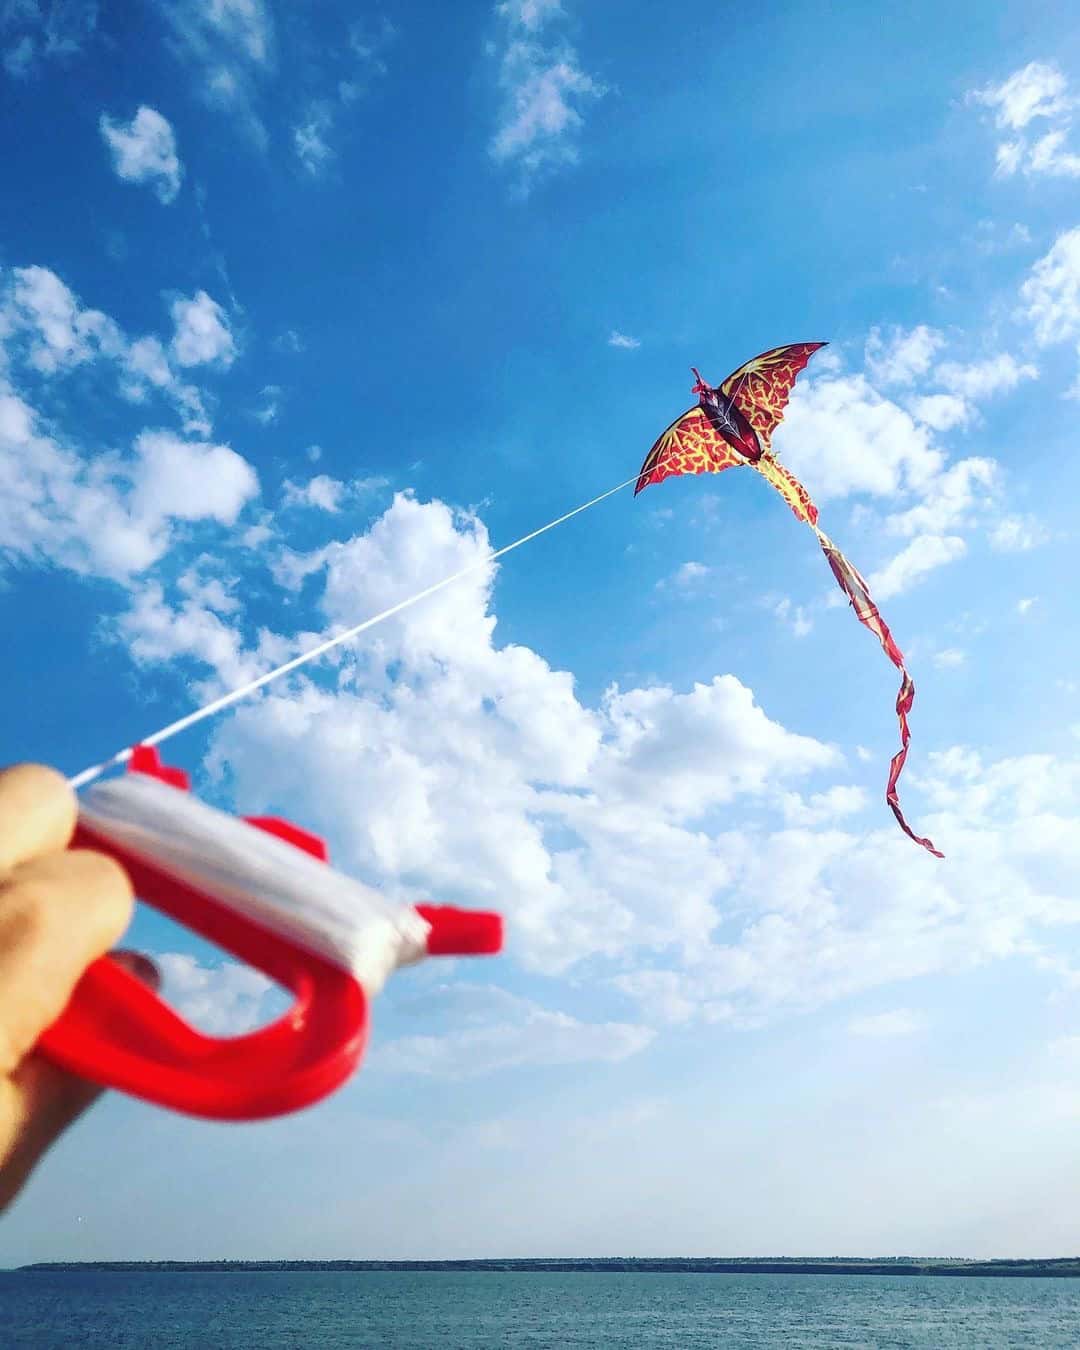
(1020, 228, 1080, 346)
(970, 62, 1080, 179)
(282, 474, 346, 512)
(489, 0, 605, 189)
(775, 373, 943, 503)
(170, 289, 237, 368)
(1, 265, 212, 432)
(934, 353, 1038, 400)
(908, 393, 971, 431)
(100, 106, 183, 204)
(884, 457, 996, 538)
(6, 265, 122, 373)
(864, 325, 946, 386)
(0, 401, 259, 580)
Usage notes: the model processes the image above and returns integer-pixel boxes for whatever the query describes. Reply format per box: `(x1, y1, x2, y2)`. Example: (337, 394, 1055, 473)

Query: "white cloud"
(970, 62, 1080, 179)
(990, 514, 1049, 553)
(280, 473, 388, 514)
(771, 596, 812, 638)
(294, 102, 334, 176)
(973, 62, 1070, 131)
(158, 0, 273, 146)
(376, 983, 653, 1078)
(130, 428, 257, 527)
(100, 106, 183, 204)
(868, 534, 967, 600)
(608, 330, 640, 350)
(849, 1009, 926, 1038)
(884, 457, 996, 538)
(908, 393, 970, 431)
(282, 473, 345, 513)
(1017, 596, 1038, 614)
(776, 373, 943, 503)
(251, 383, 280, 424)
(497, 0, 563, 30)
(0, 394, 258, 581)
(669, 560, 709, 587)
(489, 1, 605, 188)
(864, 325, 945, 386)
(1, 267, 211, 433)
(781, 785, 867, 827)
(7, 265, 122, 373)
(932, 648, 966, 669)
(170, 289, 236, 367)
(1020, 228, 1080, 346)
(157, 953, 279, 1035)
(934, 352, 1038, 400)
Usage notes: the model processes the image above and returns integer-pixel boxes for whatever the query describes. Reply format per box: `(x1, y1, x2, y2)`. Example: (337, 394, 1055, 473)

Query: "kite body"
(636, 343, 941, 857)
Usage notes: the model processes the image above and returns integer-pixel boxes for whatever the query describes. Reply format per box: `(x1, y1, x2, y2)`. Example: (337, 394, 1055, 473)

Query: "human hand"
(0, 764, 148, 1211)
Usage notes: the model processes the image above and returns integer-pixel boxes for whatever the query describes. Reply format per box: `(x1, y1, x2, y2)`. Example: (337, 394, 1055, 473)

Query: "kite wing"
(634, 405, 743, 496)
(720, 342, 826, 453)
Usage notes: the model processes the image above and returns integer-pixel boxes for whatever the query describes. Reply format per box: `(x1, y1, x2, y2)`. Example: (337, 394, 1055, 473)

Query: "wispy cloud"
(100, 106, 183, 204)
(294, 102, 335, 176)
(489, 0, 605, 191)
(157, 0, 275, 147)
(1, 0, 97, 79)
(868, 533, 967, 600)
(864, 325, 945, 386)
(608, 330, 640, 350)
(970, 61, 1080, 179)
(377, 984, 653, 1079)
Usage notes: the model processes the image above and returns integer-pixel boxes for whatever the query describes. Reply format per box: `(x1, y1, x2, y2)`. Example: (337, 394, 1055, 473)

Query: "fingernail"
(111, 949, 161, 991)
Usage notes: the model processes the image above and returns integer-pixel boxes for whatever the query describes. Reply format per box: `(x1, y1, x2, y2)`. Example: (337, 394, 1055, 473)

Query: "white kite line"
(69, 458, 677, 791)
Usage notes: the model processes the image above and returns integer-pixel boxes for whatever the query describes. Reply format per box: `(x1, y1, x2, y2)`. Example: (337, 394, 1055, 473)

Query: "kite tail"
(813, 527, 943, 859)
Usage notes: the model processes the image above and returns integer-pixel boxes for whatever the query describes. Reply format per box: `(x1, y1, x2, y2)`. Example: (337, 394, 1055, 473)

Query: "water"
(2, 1269, 1080, 1348)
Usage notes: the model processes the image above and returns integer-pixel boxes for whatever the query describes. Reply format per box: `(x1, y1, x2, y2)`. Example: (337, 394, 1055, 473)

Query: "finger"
(0, 951, 158, 1212)
(0, 764, 77, 874)
(0, 849, 134, 1071)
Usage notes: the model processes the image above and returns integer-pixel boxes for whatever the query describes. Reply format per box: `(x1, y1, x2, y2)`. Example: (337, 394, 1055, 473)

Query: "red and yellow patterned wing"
(720, 342, 826, 452)
(634, 405, 743, 495)
(753, 458, 819, 526)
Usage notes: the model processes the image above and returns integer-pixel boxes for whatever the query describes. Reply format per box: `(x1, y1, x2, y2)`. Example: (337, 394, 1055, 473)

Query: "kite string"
(68, 459, 667, 792)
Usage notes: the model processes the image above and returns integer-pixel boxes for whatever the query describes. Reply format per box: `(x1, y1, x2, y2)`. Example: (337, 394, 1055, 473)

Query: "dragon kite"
(636, 343, 942, 857)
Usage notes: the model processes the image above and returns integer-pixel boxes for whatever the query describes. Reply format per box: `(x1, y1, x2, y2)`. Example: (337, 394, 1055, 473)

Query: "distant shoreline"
(15, 1258, 1080, 1279)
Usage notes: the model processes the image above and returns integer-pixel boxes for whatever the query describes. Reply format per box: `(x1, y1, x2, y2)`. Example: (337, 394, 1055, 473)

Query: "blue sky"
(2, 0, 1080, 1262)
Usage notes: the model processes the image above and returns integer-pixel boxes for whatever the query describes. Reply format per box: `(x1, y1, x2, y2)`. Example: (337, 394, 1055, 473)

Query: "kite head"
(690, 367, 714, 400)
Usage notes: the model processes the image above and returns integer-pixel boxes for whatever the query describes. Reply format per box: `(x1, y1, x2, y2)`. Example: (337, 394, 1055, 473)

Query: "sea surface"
(2, 1268, 1080, 1348)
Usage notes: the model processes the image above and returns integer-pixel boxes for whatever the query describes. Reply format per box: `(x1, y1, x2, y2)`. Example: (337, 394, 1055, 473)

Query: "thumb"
(0, 951, 159, 1212)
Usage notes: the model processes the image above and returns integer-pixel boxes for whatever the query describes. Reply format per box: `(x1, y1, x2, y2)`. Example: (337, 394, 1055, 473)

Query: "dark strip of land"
(17, 1258, 1080, 1278)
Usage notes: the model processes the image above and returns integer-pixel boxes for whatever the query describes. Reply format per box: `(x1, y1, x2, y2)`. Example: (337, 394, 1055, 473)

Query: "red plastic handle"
(38, 821, 370, 1121)
(37, 748, 503, 1121)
